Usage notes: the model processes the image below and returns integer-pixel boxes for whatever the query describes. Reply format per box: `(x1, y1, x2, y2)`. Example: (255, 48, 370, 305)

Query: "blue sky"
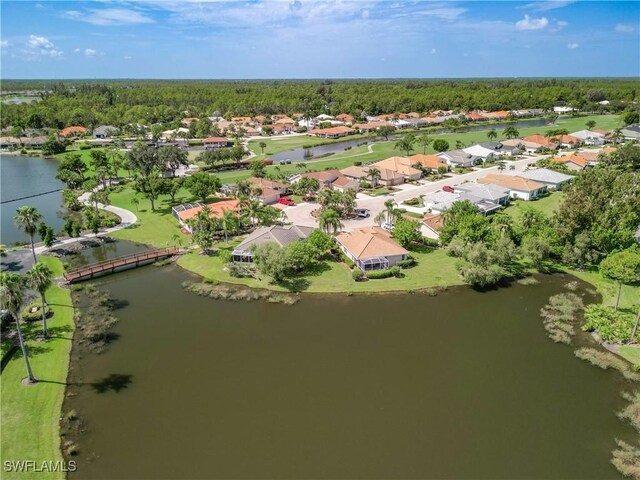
(1, 1, 638, 78)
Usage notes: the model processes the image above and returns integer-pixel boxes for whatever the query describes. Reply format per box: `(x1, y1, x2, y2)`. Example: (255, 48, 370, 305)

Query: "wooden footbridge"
(63, 247, 181, 284)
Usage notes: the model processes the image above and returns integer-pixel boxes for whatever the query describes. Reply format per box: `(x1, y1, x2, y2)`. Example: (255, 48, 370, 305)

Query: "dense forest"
(2, 78, 638, 130)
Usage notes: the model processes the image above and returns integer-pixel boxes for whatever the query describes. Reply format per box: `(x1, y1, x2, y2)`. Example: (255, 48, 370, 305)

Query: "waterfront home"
(335, 226, 409, 271)
(454, 183, 510, 205)
(570, 129, 606, 145)
(504, 168, 574, 190)
(436, 149, 479, 168)
(294, 170, 359, 192)
(477, 174, 547, 200)
(407, 154, 448, 170)
(371, 157, 422, 181)
(269, 123, 295, 135)
(60, 126, 89, 138)
(552, 154, 588, 171)
(172, 200, 241, 233)
(93, 125, 118, 139)
(340, 165, 405, 187)
(232, 224, 314, 262)
(352, 121, 394, 133)
(308, 126, 354, 138)
(203, 136, 232, 148)
(554, 106, 577, 113)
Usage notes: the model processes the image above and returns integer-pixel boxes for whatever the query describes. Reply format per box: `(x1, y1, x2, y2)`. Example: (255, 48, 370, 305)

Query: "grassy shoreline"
(0, 257, 74, 480)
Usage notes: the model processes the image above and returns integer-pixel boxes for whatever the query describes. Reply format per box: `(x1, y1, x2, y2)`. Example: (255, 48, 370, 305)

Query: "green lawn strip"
(0, 256, 73, 480)
(177, 245, 462, 293)
(503, 192, 566, 219)
(618, 346, 640, 367)
(109, 187, 194, 247)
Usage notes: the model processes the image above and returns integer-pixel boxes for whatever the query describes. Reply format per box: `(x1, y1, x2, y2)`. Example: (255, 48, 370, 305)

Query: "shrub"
(390, 266, 402, 277)
(396, 258, 416, 268)
(582, 304, 636, 343)
(403, 197, 420, 206)
(20, 301, 52, 322)
(78, 143, 92, 150)
(352, 269, 365, 281)
(366, 269, 394, 279)
(353, 161, 362, 166)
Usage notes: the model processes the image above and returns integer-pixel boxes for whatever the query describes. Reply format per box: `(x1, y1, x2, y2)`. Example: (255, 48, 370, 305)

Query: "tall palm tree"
(503, 126, 519, 140)
(367, 168, 381, 192)
(15, 206, 42, 263)
(243, 199, 263, 227)
(318, 208, 343, 235)
(26, 262, 53, 339)
(487, 129, 498, 141)
(383, 199, 398, 224)
(416, 135, 432, 154)
(0, 272, 37, 383)
(220, 210, 237, 244)
(394, 135, 415, 156)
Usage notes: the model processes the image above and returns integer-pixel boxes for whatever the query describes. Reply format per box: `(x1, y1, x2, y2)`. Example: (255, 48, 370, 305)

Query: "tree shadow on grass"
(277, 278, 311, 293)
(90, 373, 133, 393)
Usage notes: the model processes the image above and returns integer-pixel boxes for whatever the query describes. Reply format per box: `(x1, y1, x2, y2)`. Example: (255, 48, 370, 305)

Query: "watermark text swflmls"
(4, 460, 77, 473)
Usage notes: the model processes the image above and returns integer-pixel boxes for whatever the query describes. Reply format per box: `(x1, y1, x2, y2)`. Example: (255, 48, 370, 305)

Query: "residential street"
(283, 154, 546, 231)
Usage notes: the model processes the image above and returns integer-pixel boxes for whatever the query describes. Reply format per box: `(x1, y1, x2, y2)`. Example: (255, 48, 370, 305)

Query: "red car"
(442, 185, 455, 193)
(278, 196, 295, 206)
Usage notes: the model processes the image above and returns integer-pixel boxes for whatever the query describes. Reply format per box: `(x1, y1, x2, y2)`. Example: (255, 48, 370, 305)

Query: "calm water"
(270, 118, 553, 162)
(1, 155, 65, 245)
(64, 260, 634, 479)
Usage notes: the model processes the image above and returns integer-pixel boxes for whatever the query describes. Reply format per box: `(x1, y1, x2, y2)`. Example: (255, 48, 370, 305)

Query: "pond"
(63, 254, 634, 479)
(1, 155, 66, 246)
(269, 118, 553, 163)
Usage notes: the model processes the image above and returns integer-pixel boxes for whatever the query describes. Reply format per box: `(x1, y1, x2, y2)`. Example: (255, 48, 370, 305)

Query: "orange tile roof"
(336, 113, 354, 122)
(247, 177, 287, 190)
(60, 126, 88, 136)
(372, 157, 421, 177)
(202, 136, 229, 143)
(478, 173, 546, 192)
(336, 226, 408, 260)
(553, 154, 587, 167)
(176, 200, 240, 221)
(408, 154, 448, 169)
(523, 135, 559, 148)
(308, 126, 354, 135)
(423, 213, 445, 232)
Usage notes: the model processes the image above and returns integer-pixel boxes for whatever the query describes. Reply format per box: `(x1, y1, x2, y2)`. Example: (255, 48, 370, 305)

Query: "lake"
(0, 155, 65, 246)
(63, 257, 633, 479)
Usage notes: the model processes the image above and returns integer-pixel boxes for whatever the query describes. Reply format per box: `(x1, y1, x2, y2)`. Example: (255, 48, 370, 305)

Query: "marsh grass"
(182, 280, 298, 305)
(540, 293, 584, 344)
(574, 348, 640, 381)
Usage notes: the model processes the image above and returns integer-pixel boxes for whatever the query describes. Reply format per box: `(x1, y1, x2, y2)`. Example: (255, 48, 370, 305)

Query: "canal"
(63, 252, 634, 479)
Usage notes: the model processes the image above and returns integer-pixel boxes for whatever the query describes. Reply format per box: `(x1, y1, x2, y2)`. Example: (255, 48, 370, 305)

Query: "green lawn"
(1, 257, 74, 480)
(618, 346, 640, 366)
(177, 244, 463, 293)
(504, 191, 566, 219)
(109, 187, 194, 247)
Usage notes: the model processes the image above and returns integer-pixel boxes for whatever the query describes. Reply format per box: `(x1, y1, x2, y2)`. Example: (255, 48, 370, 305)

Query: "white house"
(570, 130, 605, 146)
(463, 144, 499, 162)
(477, 174, 547, 201)
(504, 168, 574, 190)
(554, 106, 577, 113)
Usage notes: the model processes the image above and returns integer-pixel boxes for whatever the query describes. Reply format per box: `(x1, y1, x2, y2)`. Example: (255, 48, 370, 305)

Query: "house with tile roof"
(477, 173, 547, 200)
(335, 226, 409, 271)
(371, 157, 422, 181)
(552, 154, 588, 171)
(308, 126, 354, 138)
(436, 149, 479, 168)
(407, 154, 448, 170)
(232, 225, 314, 262)
(570, 129, 606, 146)
(172, 200, 241, 233)
(454, 183, 510, 205)
(60, 126, 89, 138)
(504, 168, 574, 190)
(295, 170, 359, 192)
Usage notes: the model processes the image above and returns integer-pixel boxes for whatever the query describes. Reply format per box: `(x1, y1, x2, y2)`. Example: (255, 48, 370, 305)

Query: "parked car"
(278, 196, 295, 206)
(442, 185, 455, 193)
(382, 222, 394, 231)
(355, 208, 370, 218)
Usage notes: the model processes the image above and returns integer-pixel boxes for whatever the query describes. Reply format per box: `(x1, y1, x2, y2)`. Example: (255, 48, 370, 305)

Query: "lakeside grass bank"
(0, 257, 74, 480)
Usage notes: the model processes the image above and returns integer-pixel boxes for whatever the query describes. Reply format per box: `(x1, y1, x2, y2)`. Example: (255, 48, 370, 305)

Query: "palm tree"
(26, 262, 53, 339)
(383, 199, 398, 224)
(503, 126, 519, 140)
(585, 120, 596, 130)
(316, 188, 337, 210)
(487, 129, 498, 141)
(416, 135, 432, 154)
(0, 272, 37, 383)
(318, 208, 343, 234)
(130, 196, 140, 211)
(394, 135, 415, 156)
(243, 199, 263, 227)
(259, 141, 267, 154)
(367, 167, 381, 192)
(15, 206, 42, 263)
(220, 210, 237, 244)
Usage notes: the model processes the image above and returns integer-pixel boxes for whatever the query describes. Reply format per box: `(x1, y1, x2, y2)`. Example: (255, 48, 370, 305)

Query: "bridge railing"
(63, 247, 179, 283)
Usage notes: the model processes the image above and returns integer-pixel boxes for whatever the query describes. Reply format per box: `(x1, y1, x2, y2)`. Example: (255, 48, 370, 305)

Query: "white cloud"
(430, 48, 436, 54)
(615, 24, 635, 33)
(84, 48, 98, 57)
(515, 15, 549, 30)
(64, 8, 155, 26)
(411, 6, 467, 21)
(519, 1, 575, 12)
(123, 55, 133, 60)
(0, 40, 9, 48)
(26, 35, 63, 57)
(361, 9, 369, 19)
(567, 42, 579, 49)
(74, 48, 80, 53)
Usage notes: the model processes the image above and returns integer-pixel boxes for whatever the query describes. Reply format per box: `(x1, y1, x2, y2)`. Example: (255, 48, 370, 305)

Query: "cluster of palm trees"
(1, 262, 55, 384)
(374, 199, 400, 227)
(315, 188, 357, 235)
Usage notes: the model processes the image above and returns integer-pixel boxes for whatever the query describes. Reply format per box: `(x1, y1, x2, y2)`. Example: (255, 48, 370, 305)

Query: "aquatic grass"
(612, 439, 640, 479)
(182, 280, 299, 305)
(574, 348, 640, 381)
(540, 292, 584, 344)
(516, 276, 539, 286)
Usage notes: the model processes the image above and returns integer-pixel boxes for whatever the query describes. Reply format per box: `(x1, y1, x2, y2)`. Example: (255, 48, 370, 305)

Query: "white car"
(382, 222, 394, 231)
